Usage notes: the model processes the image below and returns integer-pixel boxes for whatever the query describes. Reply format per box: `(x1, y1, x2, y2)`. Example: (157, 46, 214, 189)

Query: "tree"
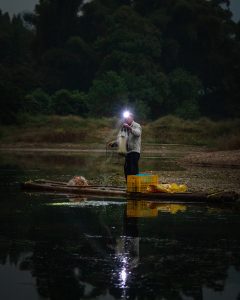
(88, 71, 128, 116)
(167, 69, 202, 119)
(121, 71, 169, 119)
(26, 0, 84, 55)
(24, 89, 52, 114)
(51, 89, 89, 116)
(1, 0, 240, 122)
(96, 5, 162, 75)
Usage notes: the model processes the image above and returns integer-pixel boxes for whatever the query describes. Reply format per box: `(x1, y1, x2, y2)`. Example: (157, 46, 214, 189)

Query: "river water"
(0, 149, 240, 300)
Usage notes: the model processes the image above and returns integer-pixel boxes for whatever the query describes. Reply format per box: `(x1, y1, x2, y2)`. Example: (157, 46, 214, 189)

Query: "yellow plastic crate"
(127, 174, 158, 193)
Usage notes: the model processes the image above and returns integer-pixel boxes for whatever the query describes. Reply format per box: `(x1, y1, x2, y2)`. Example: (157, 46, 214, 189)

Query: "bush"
(24, 88, 52, 114)
(51, 89, 89, 116)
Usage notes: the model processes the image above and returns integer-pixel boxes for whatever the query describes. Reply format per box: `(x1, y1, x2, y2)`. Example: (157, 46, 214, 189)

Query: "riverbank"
(181, 150, 240, 168)
(0, 115, 239, 150)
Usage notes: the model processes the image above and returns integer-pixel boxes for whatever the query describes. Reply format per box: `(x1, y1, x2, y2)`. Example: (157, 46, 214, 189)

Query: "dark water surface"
(0, 151, 240, 300)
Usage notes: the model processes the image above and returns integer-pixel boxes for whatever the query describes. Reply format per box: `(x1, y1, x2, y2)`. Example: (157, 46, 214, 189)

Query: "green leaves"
(0, 0, 240, 123)
(96, 5, 162, 74)
(23, 89, 89, 116)
(167, 69, 202, 119)
(51, 90, 89, 115)
(24, 89, 52, 114)
(88, 71, 128, 116)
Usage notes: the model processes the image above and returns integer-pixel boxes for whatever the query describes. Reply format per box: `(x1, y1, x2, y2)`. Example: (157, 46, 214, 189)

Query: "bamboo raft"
(21, 179, 239, 203)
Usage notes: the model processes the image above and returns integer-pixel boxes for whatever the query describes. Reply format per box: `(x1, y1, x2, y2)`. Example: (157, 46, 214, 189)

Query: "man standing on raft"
(110, 111, 142, 181)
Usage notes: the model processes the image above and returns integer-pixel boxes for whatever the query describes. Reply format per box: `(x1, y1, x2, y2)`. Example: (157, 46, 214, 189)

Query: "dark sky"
(0, 0, 240, 21)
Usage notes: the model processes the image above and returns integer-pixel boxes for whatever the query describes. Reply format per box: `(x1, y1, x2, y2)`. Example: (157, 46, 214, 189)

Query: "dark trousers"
(124, 152, 140, 181)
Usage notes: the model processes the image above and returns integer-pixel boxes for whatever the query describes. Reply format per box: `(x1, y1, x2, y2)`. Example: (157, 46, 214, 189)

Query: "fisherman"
(109, 111, 142, 181)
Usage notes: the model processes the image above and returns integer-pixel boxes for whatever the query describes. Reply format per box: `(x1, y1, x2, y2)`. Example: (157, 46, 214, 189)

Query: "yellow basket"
(127, 174, 158, 193)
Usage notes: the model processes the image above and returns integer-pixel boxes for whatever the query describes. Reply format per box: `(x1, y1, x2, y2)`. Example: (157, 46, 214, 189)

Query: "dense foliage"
(0, 0, 239, 123)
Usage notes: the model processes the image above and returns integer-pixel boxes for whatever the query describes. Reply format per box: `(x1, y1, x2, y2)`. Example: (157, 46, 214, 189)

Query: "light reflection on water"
(0, 151, 240, 300)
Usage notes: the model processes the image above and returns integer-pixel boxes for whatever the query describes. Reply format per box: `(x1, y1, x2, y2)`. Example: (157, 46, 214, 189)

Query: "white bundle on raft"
(67, 176, 89, 186)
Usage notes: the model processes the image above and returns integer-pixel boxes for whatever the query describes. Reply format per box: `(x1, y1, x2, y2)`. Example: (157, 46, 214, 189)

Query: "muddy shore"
(181, 150, 240, 168)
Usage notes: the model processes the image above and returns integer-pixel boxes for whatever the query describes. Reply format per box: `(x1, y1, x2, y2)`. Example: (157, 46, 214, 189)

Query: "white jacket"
(118, 121, 142, 154)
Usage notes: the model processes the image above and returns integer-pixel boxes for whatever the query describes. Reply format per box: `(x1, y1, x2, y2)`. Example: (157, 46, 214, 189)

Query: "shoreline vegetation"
(0, 115, 239, 149)
(0, 115, 239, 168)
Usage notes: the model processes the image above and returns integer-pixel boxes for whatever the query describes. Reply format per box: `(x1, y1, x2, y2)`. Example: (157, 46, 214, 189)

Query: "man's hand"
(108, 141, 117, 148)
(123, 123, 132, 130)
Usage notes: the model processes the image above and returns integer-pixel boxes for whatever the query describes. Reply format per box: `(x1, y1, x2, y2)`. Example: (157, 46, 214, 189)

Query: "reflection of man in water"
(123, 211, 139, 264)
(115, 204, 140, 296)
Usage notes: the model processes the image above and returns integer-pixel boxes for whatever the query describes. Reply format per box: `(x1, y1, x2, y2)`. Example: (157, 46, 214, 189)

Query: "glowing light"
(123, 111, 130, 118)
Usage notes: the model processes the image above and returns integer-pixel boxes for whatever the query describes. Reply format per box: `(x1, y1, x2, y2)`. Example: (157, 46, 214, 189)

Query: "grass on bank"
(0, 114, 239, 150)
(145, 116, 240, 149)
(0, 115, 118, 146)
